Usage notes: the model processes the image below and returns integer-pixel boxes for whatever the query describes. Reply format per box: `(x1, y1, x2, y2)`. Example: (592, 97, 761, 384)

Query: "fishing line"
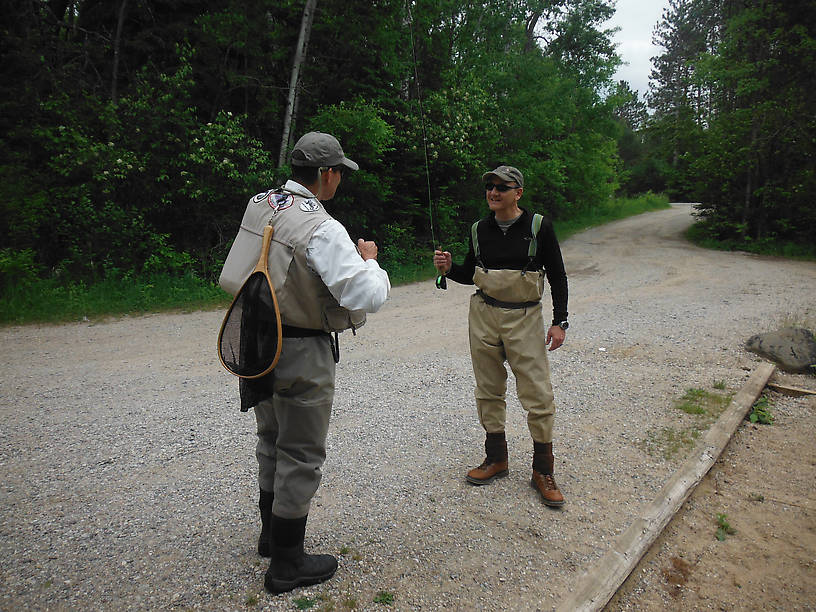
(405, 0, 447, 289)
(405, 0, 436, 251)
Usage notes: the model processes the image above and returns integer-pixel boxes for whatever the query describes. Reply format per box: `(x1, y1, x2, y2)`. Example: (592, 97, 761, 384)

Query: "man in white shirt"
(219, 132, 390, 593)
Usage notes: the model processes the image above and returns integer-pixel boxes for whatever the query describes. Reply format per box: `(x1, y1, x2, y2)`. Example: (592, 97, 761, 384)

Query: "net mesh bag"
(219, 271, 281, 379)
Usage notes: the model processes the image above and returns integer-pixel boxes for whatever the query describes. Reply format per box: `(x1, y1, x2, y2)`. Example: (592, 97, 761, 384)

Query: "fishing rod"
(405, 0, 447, 290)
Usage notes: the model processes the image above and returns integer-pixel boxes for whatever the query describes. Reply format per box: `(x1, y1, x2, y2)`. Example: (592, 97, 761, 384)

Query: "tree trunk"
(278, 0, 318, 168)
(742, 118, 758, 239)
(111, 0, 129, 104)
(525, 12, 541, 53)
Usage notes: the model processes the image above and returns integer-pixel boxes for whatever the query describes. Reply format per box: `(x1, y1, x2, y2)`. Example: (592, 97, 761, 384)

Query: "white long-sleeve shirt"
(308, 219, 390, 313)
(281, 181, 390, 314)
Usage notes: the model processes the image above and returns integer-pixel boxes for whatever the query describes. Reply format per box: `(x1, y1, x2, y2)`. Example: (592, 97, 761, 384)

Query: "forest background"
(1, 0, 814, 323)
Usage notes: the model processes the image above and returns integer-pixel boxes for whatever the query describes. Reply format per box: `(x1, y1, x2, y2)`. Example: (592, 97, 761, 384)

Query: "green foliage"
(748, 395, 774, 425)
(0, 274, 228, 325)
(0, 249, 41, 291)
(673, 387, 732, 421)
(553, 192, 670, 240)
(1, 0, 629, 298)
(641, 382, 734, 460)
(293, 595, 316, 610)
(640, 425, 701, 461)
(647, 0, 816, 250)
(715, 513, 736, 541)
(373, 591, 395, 605)
(685, 223, 816, 261)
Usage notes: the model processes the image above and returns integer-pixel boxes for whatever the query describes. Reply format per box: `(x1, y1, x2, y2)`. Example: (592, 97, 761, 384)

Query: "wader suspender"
(472, 213, 543, 272)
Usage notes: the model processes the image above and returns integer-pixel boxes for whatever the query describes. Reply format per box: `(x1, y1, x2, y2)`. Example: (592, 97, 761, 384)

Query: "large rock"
(745, 327, 816, 373)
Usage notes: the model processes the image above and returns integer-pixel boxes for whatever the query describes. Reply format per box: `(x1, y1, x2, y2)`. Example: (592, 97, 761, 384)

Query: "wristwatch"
(556, 320, 569, 330)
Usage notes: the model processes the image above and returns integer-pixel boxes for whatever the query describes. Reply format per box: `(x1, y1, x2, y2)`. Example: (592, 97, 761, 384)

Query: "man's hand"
(546, 325, 565, 351)
(433, 250, 452, 274)
(357, 238, 378, 261)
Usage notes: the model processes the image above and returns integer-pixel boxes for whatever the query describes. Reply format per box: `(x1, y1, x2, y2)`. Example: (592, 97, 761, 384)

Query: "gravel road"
(1, 204, 815, 611)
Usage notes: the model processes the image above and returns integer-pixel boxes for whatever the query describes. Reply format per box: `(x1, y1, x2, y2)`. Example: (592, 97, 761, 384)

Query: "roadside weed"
(293, 596, 316, 610)
(640, 385, 734, 460)
(715, 513, 736, 541)
(640, 426, 700, 460)
(374, 591, 395, 605)
(748, 395, 774, 424)
(675, 387, 732, 419)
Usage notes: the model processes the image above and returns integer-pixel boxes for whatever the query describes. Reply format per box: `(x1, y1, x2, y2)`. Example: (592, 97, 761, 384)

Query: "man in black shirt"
(433, 165, 568, 507)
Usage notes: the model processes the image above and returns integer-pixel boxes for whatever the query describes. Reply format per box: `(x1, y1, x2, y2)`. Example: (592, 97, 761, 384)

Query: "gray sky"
(603, 0, 671, 99)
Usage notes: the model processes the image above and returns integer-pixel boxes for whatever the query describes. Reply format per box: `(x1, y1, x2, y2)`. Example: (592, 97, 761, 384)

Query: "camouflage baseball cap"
(290, 132, 359, 171)
(482, 165, 523, 187)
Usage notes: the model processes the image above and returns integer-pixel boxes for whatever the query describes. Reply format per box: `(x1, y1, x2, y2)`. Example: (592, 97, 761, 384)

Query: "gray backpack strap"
(529, 213, 543, 257)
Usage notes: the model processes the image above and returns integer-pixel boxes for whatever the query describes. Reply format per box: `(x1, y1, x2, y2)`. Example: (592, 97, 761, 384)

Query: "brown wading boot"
(466, 432, 509, 485)
(257, 489, 273, 557)
(531, 441, 565, 507)
(264, 515, 338, 594)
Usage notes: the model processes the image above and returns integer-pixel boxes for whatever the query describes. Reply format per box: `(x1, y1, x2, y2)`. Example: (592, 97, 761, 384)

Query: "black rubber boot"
(257, 489, 274, 557)
(263, 515, 338, 594)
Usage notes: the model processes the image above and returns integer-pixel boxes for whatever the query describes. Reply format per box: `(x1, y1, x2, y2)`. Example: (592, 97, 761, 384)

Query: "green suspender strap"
(471, 220, 482, 266)
(529, 213, 543, 257)
(472, 213, 543, 267)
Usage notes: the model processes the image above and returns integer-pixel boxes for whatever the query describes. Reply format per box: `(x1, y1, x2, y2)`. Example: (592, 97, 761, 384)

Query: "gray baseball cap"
(290, 131, 359, 171)
(482, 165, 523, 187)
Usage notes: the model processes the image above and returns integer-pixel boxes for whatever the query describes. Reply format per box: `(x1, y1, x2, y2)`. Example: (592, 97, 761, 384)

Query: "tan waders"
(466, 267, 564, 505)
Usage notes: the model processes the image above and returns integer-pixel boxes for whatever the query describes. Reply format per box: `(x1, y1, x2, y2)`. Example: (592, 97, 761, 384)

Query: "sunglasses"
(485, 183, 519, 192)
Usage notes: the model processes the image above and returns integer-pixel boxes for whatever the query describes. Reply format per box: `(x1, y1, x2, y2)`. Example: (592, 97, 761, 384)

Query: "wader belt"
(476, 290, 540, 310)
(282, 324, 329, 338)
(282, 325, 340, 363)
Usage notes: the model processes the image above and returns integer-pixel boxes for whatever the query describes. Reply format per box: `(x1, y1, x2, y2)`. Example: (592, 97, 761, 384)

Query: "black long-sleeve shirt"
(447, 208, 568, 325)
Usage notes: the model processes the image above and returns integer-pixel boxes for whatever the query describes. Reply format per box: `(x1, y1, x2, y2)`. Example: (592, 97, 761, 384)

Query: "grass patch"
(715, 512, 736, 541)
(383, 258, 438, 286)
(1, 273, 230, 326)
(641, 385, 734, 460)
(0, 192, 671, 326)
(641, 425, 702, 460)
(685, 223, 816, 261)
(293, 596, 317, 610)
(373, 591, 395, 605)
(553, 191, 671, 240)
(674, 387, 733, 425)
